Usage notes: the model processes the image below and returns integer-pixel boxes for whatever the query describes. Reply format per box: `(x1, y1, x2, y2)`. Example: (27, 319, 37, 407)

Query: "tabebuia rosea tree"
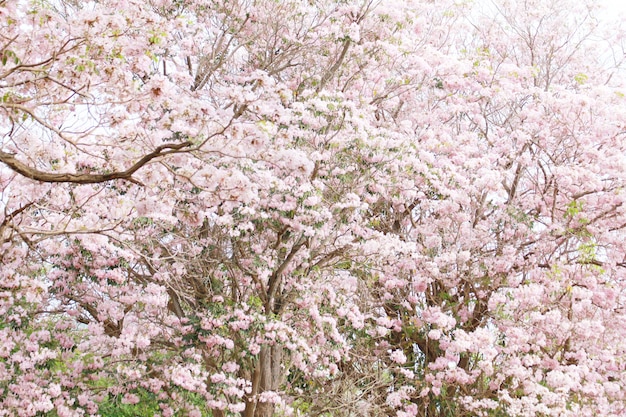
(1, 0, 626, 415)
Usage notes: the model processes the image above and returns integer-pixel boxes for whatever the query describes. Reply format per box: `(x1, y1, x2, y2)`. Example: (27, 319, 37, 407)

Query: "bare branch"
(0, 141, 192, 185)
(317, 39, 351, 92)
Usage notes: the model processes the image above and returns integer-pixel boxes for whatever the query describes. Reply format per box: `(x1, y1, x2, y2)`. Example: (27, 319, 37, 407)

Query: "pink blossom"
(390, 349, 407, 364)
(428, 329, 442, 340)
(121, 394, 140, 405)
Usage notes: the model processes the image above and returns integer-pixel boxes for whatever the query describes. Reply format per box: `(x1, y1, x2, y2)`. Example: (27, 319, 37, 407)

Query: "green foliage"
(578, 241, 597, 263)
(97, 388, 217, 417)
(574, 73, 588, 85)
(0, 49, 19, 65)
(506, 206, 534, 228)
(98, 389, 160, 417)
(564, 200, 584, 219)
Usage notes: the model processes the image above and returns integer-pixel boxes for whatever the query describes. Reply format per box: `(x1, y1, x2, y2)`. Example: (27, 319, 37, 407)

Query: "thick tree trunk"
(242, 345, 285, 417)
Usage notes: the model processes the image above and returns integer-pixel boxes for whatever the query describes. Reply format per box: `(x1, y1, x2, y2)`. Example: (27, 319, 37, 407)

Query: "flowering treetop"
(1, 0, 626, 416)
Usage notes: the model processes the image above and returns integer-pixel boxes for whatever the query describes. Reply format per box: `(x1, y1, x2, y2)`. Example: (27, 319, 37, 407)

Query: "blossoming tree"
(1, 0, 625, 416)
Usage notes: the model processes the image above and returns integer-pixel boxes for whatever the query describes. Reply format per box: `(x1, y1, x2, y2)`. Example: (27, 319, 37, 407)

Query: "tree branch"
(0, 141, 192, 185)
(266, 234, 307, 313)
(317, 39, 351, 92)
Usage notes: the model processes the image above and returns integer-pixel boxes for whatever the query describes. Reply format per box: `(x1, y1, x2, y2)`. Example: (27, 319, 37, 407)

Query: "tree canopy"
(1, 0, 626, 416)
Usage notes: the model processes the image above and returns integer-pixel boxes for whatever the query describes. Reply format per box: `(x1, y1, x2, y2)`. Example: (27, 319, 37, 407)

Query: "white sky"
(602, 0, 626, 13)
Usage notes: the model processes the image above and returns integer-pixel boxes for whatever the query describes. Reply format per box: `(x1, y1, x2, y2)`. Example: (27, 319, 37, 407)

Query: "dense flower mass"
(1, 0, 626, 416)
